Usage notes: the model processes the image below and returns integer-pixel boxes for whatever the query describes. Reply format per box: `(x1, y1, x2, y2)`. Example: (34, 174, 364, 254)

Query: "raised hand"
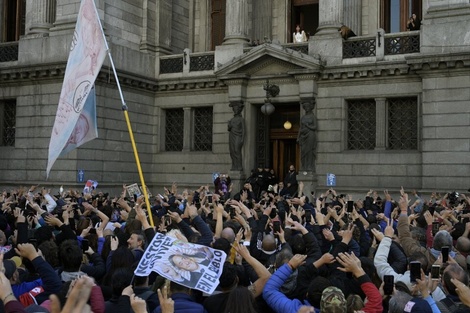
(288, 254, 307, 270)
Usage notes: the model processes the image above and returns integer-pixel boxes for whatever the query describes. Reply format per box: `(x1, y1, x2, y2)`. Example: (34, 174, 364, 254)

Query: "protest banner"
(135, 233, 226, 294)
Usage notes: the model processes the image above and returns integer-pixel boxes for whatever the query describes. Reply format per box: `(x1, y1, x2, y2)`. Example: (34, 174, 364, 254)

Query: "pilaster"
(252, 0, 272, 43)
(375, 98, 386, 150)
(183, 107, 192, 152)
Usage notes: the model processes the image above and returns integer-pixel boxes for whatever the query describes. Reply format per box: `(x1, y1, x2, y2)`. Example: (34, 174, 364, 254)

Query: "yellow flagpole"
(122, 110, 154, 227)
(92, 3, 154, 227)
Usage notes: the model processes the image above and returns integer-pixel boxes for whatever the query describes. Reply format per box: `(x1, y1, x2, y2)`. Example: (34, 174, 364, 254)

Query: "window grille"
(164, 109, 184, 151)
(347, 99, 376, 150)
(0, 100, 16, 146)
(388, 97, 418, 150)
(193, 107, 213, 151)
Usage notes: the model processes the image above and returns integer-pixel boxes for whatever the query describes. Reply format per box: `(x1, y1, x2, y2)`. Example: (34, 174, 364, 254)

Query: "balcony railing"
(189, 52, 214, 71)
(0, 42, 19, 62)
(160, 56, 184, 74)
(343, 36, 376, 58)
(384, 31, 420, 55)
(343, 30, 420, 59)
(158, 31, 421, 74)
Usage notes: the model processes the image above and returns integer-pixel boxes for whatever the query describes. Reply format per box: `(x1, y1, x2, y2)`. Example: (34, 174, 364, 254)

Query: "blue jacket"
(12, 256, 62, 304)
(263, 264, 318, 313)
(153, 293, 207, 313)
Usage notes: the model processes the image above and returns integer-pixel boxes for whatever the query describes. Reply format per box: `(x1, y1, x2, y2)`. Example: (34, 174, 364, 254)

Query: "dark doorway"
(290, 0, 319, 41)
(255, 104, 300, 183)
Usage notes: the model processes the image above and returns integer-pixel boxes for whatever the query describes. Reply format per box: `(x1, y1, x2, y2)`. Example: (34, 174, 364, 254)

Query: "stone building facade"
(0, 0, 469, 195)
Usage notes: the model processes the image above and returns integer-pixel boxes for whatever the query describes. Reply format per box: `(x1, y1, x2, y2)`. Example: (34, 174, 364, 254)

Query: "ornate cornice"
(0, 62, 161, 92)
(317, 62, 412, 81)
(405, 52, 470, 72)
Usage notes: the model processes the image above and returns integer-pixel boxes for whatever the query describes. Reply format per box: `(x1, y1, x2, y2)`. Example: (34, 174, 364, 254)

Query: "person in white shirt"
(293, 24, 307, 43)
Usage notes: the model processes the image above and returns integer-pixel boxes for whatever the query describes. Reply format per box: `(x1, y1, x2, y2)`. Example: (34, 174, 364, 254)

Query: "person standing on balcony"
(293, 25, 307, 43)
(407, 13, 421, 31)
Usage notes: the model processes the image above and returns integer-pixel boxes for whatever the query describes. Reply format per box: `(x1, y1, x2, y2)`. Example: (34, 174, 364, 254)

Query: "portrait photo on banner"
(135, 233, 227, 294)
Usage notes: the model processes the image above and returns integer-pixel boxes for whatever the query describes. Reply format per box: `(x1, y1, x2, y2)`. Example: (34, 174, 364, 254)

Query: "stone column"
(315, 0, 344, 36)
(26, 0, 56, 36)
(343, 0, 361, 35)
(223, 0, 250, 45)
(375, 98, 386, 150)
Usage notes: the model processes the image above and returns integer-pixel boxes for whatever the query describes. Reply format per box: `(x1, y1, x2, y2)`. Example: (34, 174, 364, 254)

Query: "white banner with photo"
(135, 233, 226, 294)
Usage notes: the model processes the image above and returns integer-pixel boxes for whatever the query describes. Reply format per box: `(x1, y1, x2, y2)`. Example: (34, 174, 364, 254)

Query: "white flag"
(47, 0, 107, 177)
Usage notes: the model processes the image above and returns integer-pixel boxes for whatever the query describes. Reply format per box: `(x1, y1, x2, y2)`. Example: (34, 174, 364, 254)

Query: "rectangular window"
(381, 0, 421, 33)
(347, 99, 376, 150)
(211, 0, 226, 50)
(193, 107, 213, 151)
(2, 0, 26, 42)
(388, 97, 418, 150)
(347, 97, 418, 150)
(0, 100, 16, 146)
(164, 108, 184, 151)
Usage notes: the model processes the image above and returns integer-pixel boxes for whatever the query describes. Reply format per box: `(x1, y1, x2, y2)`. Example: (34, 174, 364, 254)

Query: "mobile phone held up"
(82, 239, 89, 252)
(441, 246, 449, 263)
(305, 210, 312, 223)
(410, 261, 421, 283)
(383, 275, 394, 295)
(431, 265, 440, 281)
(273, 220, 281, 233)
(347, 201, 354, 213)
(432, 222, 440, 236)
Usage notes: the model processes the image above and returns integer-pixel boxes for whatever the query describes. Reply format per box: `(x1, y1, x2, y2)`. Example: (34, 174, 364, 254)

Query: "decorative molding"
(406, 52, 470, 72)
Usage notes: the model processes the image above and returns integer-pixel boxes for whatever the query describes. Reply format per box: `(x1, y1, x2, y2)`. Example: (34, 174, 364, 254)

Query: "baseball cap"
(3, 259, 17, 279)
(320, 286, 347, 313)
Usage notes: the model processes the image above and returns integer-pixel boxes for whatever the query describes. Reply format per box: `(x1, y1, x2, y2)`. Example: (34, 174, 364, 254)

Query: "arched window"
(381, 0, 421, 33)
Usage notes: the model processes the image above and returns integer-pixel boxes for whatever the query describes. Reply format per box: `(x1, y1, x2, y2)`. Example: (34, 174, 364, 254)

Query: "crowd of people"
(0, 177, 470, 313)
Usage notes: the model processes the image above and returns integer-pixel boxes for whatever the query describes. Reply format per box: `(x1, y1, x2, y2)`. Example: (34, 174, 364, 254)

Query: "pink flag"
(47, 0, 107, 177)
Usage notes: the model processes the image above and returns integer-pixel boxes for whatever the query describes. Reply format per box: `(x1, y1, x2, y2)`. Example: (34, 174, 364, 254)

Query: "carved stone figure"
(228, 101, 245, 171)
(297, 99, 317, 172)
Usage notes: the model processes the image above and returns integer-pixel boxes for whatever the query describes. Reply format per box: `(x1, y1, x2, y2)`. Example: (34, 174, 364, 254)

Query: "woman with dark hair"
(101, 245, 136, 298)
(223, 286, 257, 313)
(104, 267, 134, 313)
(293, 24, 307, 43)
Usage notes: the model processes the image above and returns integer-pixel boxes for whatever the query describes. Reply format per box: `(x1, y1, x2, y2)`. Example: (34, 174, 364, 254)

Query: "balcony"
(343, 30, 420, 59)
(160, 51, 215, 75)
(0, 42, 19, 62)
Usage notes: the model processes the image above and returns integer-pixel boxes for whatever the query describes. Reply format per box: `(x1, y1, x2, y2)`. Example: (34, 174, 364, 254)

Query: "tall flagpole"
(92, 2, 154, 226)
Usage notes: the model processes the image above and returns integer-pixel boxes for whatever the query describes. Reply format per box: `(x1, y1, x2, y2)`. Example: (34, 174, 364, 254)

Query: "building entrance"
(255, 104, 300, 183)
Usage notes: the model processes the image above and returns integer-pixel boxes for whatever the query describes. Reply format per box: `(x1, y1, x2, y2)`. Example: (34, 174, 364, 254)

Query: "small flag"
(47, 0, 107, 177)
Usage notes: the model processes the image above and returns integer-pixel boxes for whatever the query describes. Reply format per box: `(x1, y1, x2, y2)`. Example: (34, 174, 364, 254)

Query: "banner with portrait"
(135, 233, 226, 294)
